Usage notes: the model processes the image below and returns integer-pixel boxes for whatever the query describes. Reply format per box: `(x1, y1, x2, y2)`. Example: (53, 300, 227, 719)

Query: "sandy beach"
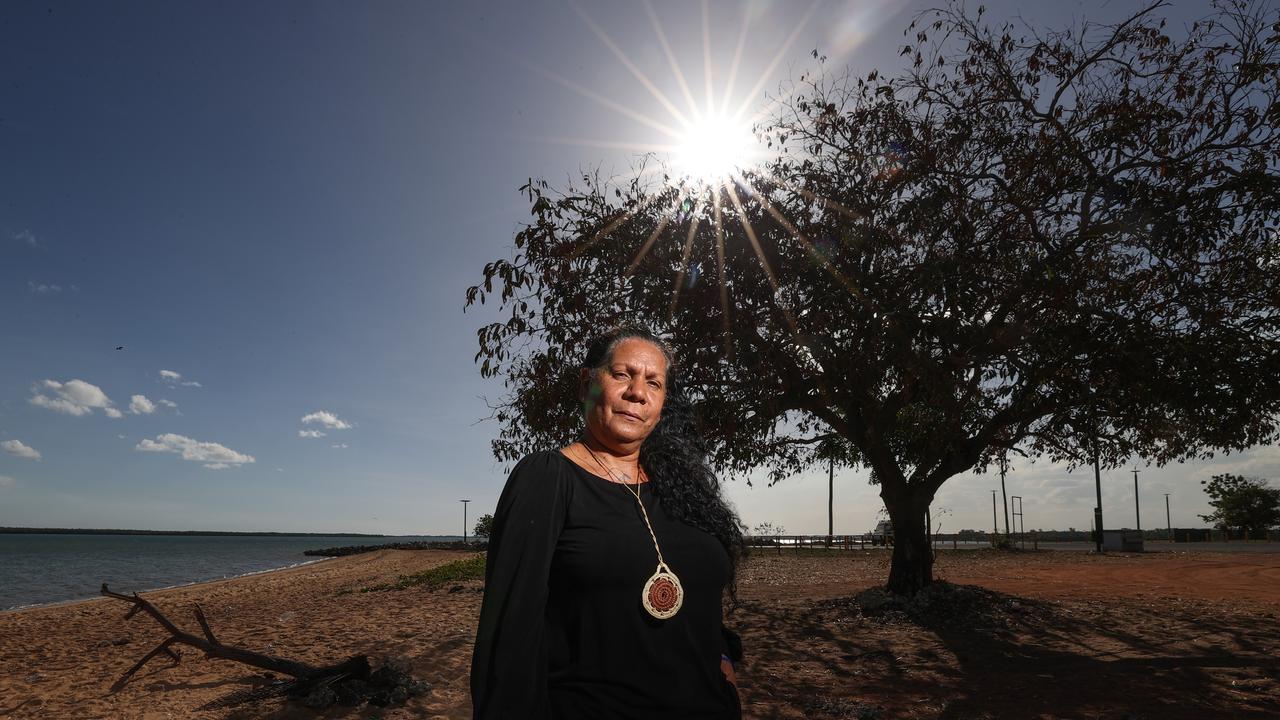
(1, 550, 480, 719)
(2, 547, 1277, 719)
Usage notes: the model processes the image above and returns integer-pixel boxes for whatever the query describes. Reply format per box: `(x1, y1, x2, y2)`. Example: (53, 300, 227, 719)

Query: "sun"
(674, 112, 756, 183)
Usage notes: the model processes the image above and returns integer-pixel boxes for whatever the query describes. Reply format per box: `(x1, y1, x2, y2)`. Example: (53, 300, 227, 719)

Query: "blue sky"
(3, 0, 1274, 536)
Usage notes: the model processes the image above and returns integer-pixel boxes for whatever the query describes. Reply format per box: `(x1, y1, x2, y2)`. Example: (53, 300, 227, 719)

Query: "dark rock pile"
(199, 657, 430, 712)
(299, 658, 430, 709)
(305, 540, 486, 556)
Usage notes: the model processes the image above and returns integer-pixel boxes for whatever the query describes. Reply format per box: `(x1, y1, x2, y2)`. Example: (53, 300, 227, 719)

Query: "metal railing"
(745, 529, 1279, 554)
(745, 534, 884, 554)
(744, 533, 1046, 553)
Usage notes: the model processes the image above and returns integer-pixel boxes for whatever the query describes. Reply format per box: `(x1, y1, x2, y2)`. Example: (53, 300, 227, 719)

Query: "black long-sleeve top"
(471, 450, 741, 719)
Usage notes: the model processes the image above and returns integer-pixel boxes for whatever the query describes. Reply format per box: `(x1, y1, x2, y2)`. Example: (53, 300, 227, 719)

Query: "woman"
(471, 326, 745, 719)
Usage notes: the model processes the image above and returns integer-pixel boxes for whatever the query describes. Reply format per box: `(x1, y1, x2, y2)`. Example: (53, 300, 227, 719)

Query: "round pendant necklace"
(583, 444, 684, 620)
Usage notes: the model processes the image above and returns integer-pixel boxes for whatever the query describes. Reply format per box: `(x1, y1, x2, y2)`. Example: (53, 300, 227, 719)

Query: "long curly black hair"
(582, 326, 746, 599)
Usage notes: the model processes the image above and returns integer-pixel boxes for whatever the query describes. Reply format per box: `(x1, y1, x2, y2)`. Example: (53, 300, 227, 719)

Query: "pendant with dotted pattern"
(641, 562, 683, 619)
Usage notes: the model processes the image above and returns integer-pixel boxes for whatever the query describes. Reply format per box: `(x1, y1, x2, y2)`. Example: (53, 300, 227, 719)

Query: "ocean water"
(0, 533, 451, 611)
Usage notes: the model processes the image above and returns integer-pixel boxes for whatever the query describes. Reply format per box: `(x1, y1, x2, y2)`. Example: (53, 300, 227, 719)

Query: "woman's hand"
(720, 656, 738, 688)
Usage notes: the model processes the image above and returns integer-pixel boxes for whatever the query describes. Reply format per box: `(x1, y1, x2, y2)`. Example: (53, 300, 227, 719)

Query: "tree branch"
(101, 583, 329, 689)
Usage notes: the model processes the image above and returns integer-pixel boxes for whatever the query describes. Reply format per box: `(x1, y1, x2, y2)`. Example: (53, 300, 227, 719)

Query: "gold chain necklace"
(583, 444, 684, 620)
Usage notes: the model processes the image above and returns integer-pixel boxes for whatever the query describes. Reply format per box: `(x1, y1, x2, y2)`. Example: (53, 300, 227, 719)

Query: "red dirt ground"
(1, 548, 1276, 719)
(731, 549, 1280, 719)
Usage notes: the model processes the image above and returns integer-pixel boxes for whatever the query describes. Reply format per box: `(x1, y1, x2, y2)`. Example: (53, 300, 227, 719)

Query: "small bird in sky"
(115, 346, 125, 350)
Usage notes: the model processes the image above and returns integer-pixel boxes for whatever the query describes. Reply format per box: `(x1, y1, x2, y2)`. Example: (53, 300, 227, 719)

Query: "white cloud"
(29, 379, 119, 418)
(0, 475, 14, 488)
(301, 411, 351, 430)
(298, 430, 326, 438)
(331, 443, 349, 449)
(30, 395, 88, 415)
(135, 433, 254, 469)
(12, 229, 38, 247)
(27, 281, 62, 294)
(1192, 445, 1280, 482)
(158, 399, 178, 408)
(159, 369, 202, 387)
(2, 439, 41, 461)
(129, 395, 156, 415)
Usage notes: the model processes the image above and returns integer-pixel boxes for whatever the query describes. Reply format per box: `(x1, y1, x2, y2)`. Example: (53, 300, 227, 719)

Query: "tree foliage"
(1199, 473, 1280, 533)
(467, 1, 1280, 594)
(750, 521, 786, 539)
(473, 513, 494, 539)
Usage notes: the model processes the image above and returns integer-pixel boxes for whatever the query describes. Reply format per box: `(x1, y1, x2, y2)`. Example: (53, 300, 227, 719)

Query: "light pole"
(827, 456, 834, 545)
(460, 499, 471, 544)
(1132, 467, 1141, 532)
(1000, 455, 1010, 539)
(991, 490, 998, 541)
(1093, 438, 1104, 553)
(1165, 493, 1172, 542)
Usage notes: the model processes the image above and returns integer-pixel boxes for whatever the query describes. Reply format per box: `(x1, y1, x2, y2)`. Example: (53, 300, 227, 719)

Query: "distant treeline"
(306, 540, 487, 557)
(0, 527, 388, 537)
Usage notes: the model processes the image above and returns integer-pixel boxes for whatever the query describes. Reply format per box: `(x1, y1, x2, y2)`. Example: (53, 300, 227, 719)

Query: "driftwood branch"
(113, 637, 180, 691)
(100, 583, 336, 691)
(193, 603, 218, 644)
(98, 583, 429, 710)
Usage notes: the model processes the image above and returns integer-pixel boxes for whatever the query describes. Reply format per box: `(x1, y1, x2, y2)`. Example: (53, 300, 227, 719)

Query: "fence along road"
(745, 534, 1280, 554)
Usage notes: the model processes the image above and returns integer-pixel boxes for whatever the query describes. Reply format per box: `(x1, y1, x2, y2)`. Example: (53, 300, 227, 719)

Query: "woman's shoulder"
(512, 449, 569, 472)
(493, 450, 579, 521)
(505, 450, 577, 488)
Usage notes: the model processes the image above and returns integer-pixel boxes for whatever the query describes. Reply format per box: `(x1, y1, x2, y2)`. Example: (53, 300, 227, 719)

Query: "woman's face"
(581, 337, 668, 452)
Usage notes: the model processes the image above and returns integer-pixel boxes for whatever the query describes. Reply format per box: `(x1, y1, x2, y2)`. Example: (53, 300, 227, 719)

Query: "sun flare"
(674, 112, 755, 183)
(548, 0, 844, 334)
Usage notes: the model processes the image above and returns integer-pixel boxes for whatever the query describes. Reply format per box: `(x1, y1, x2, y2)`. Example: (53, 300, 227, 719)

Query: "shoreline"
(0, 526, 401, 537)
(0, 533, 465, 614)
(0, 548, 480, 719)
(0, 555, 338, 615)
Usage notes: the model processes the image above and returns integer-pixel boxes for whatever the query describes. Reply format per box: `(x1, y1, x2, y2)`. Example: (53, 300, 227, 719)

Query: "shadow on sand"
(734, 583, 1280, 720)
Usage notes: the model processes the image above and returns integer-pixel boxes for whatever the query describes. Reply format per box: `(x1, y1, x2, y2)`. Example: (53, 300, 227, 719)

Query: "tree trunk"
(884, 490, 933, 596)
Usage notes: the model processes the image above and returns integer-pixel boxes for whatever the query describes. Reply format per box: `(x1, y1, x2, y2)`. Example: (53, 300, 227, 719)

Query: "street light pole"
(1132, 467, 1141, 532)
(828, 456, 834, 544)
(1093, 437, 1104, 553)
(461, 499, 471, 544)
(1000, 456, 1010, 538)
(1165, 493, 1172, 542)
(991, 490, 998, 540)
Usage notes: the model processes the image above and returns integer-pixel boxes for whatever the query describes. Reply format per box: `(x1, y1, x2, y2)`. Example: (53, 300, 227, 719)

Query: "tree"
(473, 513, 494, 540)
(468, 1, 1280, 595)
(751, 521, 787, 553)
(1199, 474, 1280, 534)
(751, 521, 786, 540)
